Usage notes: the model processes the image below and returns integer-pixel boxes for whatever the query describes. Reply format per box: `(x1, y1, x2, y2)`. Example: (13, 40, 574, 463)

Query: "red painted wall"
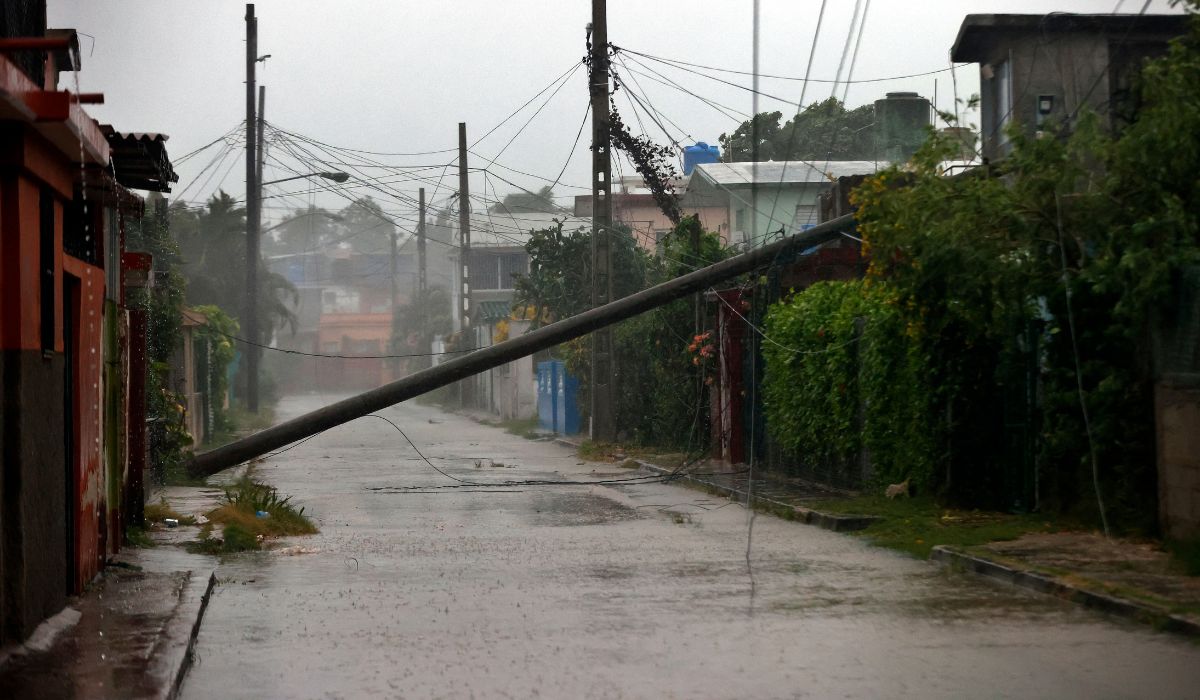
(63, 255, 106, 589)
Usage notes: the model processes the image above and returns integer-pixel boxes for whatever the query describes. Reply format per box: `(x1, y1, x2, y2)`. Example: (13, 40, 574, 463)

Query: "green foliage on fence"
(763, 280, 935, 490)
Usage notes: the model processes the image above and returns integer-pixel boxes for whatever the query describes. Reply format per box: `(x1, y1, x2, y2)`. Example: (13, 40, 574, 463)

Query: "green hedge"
(763, 280, 936, 490)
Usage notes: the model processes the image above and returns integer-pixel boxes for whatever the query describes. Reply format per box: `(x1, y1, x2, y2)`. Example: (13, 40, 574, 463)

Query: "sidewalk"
(0, 546, 215, 700)
(933, 533, 1200, 636)
(562, 435, 1200, 638)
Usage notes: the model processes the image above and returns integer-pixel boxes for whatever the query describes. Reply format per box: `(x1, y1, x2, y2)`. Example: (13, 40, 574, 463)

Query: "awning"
(101, 126, 179, 192)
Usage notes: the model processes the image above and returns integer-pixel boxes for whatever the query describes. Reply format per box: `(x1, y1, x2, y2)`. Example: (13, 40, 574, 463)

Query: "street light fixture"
(261, 171, 350, 187)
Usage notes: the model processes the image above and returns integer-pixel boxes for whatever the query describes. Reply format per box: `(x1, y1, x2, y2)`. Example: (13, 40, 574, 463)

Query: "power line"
(616, 44, 970, 85)
(763, 0, 829, 245)
(619, 54, 750, 121)
(219, 329, 478, 360)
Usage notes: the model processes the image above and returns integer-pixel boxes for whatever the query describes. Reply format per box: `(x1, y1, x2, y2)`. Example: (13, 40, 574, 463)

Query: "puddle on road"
(525, 491, 643, 527)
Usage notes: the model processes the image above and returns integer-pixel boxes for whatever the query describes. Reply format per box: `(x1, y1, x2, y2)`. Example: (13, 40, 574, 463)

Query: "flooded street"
(177, 395, 1200, 699)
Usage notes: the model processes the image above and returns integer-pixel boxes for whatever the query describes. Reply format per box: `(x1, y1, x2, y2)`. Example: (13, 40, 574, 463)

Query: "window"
(470, 252, 528, 290)
(735, 208, 746, 234)
(322, 341, 340, 353)
(498, 253, 526, 290)
(791, 204, 817, 232)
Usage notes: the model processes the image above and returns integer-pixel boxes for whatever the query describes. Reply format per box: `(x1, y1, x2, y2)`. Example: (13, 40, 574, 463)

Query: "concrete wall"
(728, 184, 825, 248)
(1156, 375, 1200, 540)
(978, 33, 1109, 162)
(0, 350, 67, 645)
(496, 320, 536, 421)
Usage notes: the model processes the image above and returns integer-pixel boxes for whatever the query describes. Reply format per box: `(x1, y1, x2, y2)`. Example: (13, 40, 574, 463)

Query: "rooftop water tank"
(874, 92, 931, 162)
(683, 142, 720, 175)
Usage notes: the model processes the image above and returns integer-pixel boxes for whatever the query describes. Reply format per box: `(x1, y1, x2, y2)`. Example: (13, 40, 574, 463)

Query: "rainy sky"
(49, 0, 1183, 229)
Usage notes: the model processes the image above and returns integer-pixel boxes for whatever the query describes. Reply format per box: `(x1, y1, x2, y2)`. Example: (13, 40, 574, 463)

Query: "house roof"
(689, 161, 883, 190)
(952, 13, 1189, 62)
(474, 300, 514, 323)
(100, 126, 179, 192)
(463, 210, 591, 248)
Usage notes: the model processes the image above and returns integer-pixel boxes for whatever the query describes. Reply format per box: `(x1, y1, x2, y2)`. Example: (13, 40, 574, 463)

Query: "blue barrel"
(537, 361, 558, 432)
(683, 142, 720, 175)
(553, 361, 581, 435)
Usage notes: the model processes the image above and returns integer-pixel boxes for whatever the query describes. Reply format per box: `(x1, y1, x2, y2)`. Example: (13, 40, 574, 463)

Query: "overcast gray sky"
(49, 0, 1182, 233)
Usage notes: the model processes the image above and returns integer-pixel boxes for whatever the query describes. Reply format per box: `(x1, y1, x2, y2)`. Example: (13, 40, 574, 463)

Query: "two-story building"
(951, 12, 1189, 162)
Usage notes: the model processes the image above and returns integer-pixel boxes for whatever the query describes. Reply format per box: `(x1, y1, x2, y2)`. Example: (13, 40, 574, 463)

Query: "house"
(951, 13, 1189, 162)
(269, 249, 414, 392)
(573, 175, 730, 251)
(451, 210, 591, 333)
(452, 210, 590, 417)
(686, 160, 883, 249)
(0, 14, 177, 645)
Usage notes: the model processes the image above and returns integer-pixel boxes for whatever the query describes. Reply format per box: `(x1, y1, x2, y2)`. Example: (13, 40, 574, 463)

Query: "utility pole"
(389, 225, 399, 377)
(417, 187, 428, 370)
(244, 3, 260, 413)
(256, 86, 266, 195)
(589, 0, 616, 442)
(417, 187, 427, 297)
(458, 123, 471, 331)
(389, 228, 398, 319)
(458, 122, 473, 406)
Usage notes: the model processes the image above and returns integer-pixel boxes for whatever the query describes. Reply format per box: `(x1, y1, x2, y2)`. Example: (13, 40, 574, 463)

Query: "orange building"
(0, 14, 176, 645)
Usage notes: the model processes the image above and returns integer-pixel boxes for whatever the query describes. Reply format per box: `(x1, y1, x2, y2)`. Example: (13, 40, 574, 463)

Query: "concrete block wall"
(1156, 376, 1200, 540)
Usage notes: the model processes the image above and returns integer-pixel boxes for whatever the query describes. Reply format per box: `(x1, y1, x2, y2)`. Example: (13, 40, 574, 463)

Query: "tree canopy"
(718, 98, 876, 162)
(488, 185, 561, 215)
(170, 191, 297, 337)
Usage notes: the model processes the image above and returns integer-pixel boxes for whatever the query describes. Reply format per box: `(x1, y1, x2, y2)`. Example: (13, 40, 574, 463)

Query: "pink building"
(574, 175, 729, 252)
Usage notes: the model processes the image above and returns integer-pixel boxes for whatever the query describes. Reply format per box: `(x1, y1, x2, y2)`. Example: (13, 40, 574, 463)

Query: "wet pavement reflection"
(180, 395, 1200, 699)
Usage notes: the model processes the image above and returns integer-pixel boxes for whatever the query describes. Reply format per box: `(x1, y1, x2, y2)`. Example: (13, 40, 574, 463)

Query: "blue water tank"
(683, 142, 720, 175)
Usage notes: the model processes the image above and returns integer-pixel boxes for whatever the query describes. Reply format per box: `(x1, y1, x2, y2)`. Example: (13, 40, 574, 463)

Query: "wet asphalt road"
(180, 395, 1200, 699)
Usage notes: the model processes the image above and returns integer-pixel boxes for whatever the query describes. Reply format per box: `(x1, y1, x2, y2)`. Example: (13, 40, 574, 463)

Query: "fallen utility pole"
(187, 213, 854, 478)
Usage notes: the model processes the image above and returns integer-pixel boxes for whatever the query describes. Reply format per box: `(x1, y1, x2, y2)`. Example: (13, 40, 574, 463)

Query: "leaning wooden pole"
(187, 214, 855, 477)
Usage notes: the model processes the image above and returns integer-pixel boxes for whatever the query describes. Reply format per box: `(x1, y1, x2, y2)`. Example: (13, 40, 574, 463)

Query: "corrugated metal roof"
(691, 160, 883, 188)
(474, 300, 513, 323)
(100, 124, 178, 192)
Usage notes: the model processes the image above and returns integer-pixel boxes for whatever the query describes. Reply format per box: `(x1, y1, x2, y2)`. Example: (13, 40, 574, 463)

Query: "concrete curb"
(930, 545, 1200, 638)
(163, 570, 218, 700)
